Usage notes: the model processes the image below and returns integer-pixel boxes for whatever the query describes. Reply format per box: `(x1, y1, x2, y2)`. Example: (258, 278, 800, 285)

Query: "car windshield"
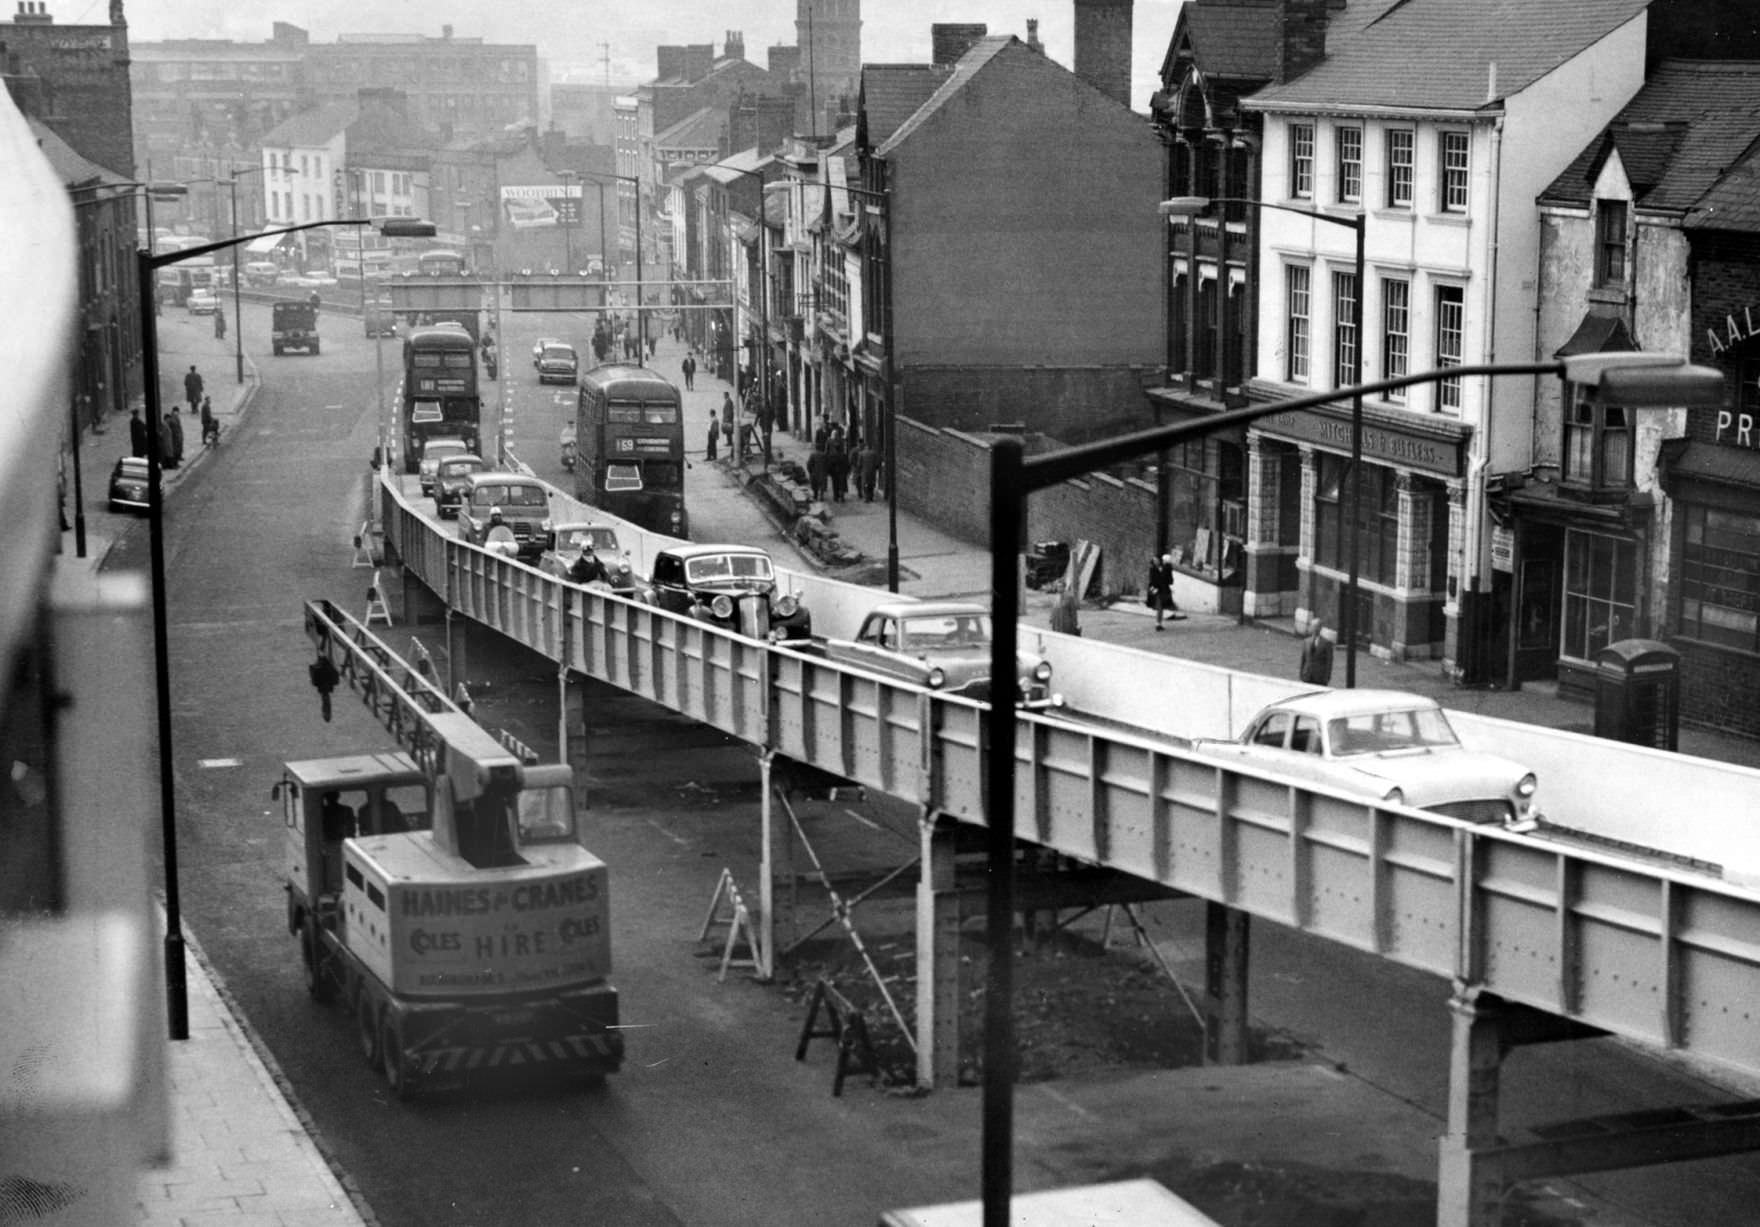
(516, 783, 575, 843)
(542, 346, 575, 361)
(1327, 707, 1461, 756)
(900, 613, 991, 648)
(556, 526, 618, 553)
(685, 553, 773, 584)
(473, 483, 548, 508)
(116, 458, 150, 479)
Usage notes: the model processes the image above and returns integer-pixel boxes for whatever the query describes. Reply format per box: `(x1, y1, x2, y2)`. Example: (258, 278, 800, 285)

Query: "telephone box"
(1592, 638, 1681, 751)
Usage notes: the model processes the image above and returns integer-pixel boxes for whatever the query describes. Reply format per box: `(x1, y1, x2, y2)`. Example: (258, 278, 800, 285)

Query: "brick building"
(2, 0, 133, 176)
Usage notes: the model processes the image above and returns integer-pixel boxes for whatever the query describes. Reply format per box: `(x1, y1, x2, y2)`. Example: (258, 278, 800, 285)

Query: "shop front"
(1249, 402, 1468, 661)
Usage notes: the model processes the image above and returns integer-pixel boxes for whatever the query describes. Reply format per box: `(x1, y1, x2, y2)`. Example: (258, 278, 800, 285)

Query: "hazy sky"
(113, 0, 1184, 113)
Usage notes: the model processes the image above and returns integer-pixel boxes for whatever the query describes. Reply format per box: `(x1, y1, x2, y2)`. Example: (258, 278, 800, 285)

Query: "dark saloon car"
(431, 454, 487, 519)
(639, 543, 811, 641)
(108, 456, 151, 513)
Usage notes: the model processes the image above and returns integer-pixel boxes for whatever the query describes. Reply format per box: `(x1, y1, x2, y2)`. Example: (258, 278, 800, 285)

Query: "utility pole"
(598, 42, 611, 88)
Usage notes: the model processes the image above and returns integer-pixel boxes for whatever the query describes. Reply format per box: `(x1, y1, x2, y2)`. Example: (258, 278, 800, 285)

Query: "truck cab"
(271, 299, 320, 355)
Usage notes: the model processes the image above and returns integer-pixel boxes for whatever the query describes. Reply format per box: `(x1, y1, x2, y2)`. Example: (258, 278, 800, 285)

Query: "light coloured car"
(1191, 689, 1541, 828)
(537, 342, 579, 385)
(186, 288, 219, 315)
(416, 436, 470, 496)
(532, 336, 562, 367)
(799, 600, 1059, 708)
(538, 522, 634, 590)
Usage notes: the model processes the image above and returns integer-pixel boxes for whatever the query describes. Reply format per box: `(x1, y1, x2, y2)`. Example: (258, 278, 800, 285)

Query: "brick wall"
(1678, 643, 1760, 740)
(3, 18, 134, 176)
(899, 363, 1158, 439)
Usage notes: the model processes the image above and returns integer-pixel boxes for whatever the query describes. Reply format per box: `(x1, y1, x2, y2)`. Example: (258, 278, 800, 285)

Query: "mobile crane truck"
(281, 598, 622, 1097)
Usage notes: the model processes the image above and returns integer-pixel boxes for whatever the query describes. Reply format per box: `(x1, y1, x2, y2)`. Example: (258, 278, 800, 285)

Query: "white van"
(244, 261, 281, 286)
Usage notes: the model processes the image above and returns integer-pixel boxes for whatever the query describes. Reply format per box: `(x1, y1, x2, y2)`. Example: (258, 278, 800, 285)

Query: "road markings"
(198, 757, 243, 769)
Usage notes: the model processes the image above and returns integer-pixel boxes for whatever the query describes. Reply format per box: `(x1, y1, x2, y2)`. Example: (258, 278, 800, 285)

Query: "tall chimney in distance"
(1073, 0, 1132, 109)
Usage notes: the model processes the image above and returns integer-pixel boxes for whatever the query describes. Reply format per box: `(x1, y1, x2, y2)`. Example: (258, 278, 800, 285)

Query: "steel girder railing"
(377, 477, 1760, 1078)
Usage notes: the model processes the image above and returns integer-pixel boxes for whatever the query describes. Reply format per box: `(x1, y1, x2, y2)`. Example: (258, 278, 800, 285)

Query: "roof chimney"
(15, 2, 54, 24)
(931, 23, 987, 67)
(1278, 0, 1330, 84)
(1026, 18, 1043, 53)
(725, 29, 745, 62)
(1073, 0, 1132, 109)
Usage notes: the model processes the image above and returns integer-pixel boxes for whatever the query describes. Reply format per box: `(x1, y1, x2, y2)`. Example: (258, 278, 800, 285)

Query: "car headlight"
(1032, 661, 1052, 683)
(540, 519, 553, 534)
(774, 594, 799, 618)
(926, 667, 946, 689)
(1516, 773, 1537, 798)
(670, 509, 684, 530)
(709, 594, 734, 620)
(1384, 787, 1405, 807)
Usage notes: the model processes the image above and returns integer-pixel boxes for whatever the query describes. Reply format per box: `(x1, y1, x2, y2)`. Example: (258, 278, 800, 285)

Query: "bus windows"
(643, 405, 679, 424)
(605, 464, 643, 493)
(607, 404, 642, 424)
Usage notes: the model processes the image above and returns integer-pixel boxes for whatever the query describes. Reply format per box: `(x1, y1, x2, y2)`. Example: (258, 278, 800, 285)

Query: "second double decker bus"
(400, 324, 481, 473)
(574, 364, 687, 538)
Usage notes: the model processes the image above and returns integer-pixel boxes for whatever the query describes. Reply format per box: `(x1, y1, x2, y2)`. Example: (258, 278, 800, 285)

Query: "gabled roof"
(1246, 0, 1649, 112)
(28, 118, 124, 184)
(1687, 145, 1760, 233)
(878, 36, 1014, 157)
(858, 63, 952, 150)
(654, 106, 723, 151)
(263, 101, 355, 148)
(1541, 61, 1760, 217)
(1173, 4, 1284, 83)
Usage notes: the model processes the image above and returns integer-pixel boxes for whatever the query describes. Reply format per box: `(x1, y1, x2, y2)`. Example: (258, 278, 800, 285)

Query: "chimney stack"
(15, 2, 55, 25)
(656, 45, 685, 81)
(1026, 18, 1043, 53)
(1278, 0, 1331, 84)
(931, 23, 987, 67)
(1073, 0, 1132, 109)
(725, 30, 745, 62)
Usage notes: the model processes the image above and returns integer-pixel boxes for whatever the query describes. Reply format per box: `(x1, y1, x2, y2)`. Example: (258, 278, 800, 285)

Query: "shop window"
(1336, 126, 1362, 203)
(1562, 391, 1631, 492)
(1385, 130, 1414, 208)
(1286, 264, 1311, 383)
(1314, 456, 1398, 585)
(1290, 123, 1314, 199)
(1678, 504, 1760, 652)
(1561, 530, 1637, 661)
(1595, 200, 1627, 288)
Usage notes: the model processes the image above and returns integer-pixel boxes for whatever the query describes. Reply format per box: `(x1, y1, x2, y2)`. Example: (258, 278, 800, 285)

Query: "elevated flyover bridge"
(378, 469, 1760, 1227)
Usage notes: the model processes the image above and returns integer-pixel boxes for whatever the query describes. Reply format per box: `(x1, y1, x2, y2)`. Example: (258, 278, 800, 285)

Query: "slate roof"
(1687, 146, 1760, 233)
(1539, 60, 1760, 225)
(1175, 4, 1283, 82)
(654, 106, 723, 152)
(28, 118, 124, 184)
(858, 63, 951, 150)
(262, 102, 355, 148)
(1246, 0, 1650, 112)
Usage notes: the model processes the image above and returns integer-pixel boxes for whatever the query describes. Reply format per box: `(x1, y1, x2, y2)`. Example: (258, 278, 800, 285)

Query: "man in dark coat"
(806, 444, 827, 502)
(1299, 618, 1335, 686)
(183, 365, 204, 414)
(166, 410, 185, 468)
(856, 443, 879, 502)
(129, 408, 148, 458)
(1148, 554, 1177, 630)
(826, 427, 850, 502)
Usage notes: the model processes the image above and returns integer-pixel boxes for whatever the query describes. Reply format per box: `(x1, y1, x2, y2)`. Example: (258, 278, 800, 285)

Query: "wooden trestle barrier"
(698, 867, 765, 981)
(795, 978, 879, 1097)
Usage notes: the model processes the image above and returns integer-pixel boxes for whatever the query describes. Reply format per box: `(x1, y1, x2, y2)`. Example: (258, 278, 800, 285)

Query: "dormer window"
(1595, 200, 1628, 288)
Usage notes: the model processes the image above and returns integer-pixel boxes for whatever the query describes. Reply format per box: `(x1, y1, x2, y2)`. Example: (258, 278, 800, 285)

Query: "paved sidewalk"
(57, 315, 370, 1227)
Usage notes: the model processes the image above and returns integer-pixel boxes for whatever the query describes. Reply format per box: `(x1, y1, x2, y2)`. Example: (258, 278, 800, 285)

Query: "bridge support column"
(1203, 902, 1251, 1065)
(915, 811, 961, 1089)
(755, 751, 776, 983)
(1437, 984, 1506, 1227)
(444, 609, 468, 698)
(399, 564, 443, 626)
(560, 667, 590, 817)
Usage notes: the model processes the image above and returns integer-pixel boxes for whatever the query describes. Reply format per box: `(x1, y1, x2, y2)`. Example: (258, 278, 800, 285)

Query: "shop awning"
(1554, 311, 1634, 358)
(245, 232, 289, 254)
(1660, 438, 1760, 493)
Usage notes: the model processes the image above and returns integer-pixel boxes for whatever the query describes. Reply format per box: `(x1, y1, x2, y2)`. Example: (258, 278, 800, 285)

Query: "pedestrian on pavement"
(129, 408, 148, 458)
(857, 442, 879, 501)
(706, 409, 719, 460)
(161, 410, 181, 469)
(682, 353, 696, 390)
(648, 333, 657, 359)
(813, 416, 831, 452)
(184, 365, 204, 415)
(1299, 618, 1335, 686)
(806, 443, 827, 502)
(213, 306, 226, 340)
(1148, 554, 1178, 630)
(826, 427, 850, 502)
(719, 407, 735, 460)
(309, 652, 340, 722)
(200, 397, 218, 447)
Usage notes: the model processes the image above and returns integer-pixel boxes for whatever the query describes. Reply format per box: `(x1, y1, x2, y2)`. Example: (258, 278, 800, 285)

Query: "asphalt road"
(106, 301, 1760, 1227)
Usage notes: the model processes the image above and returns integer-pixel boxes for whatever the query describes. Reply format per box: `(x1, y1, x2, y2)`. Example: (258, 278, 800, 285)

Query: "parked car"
(1190, 689, 1542, 828)
(416, 436, 470, 496)
(431, 454, 487, 518)
(108, 456, 151, 513)
(639, 543, 811, 641)
(793, 600, 1060, 708)
(537, 342, 579, 385)
(538, 521, 634, 590)
(455, 472, 552, 559)
(186, 288, 219, 315)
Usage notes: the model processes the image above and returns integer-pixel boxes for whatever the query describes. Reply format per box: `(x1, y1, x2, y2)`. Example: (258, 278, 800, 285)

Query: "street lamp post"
(558, 170, 578, 273)
(138, 215, 436, 1040)
(981, 353, 1723, 1227)
(1162, 195, 1366, 683)
(223, 165, 274, 384)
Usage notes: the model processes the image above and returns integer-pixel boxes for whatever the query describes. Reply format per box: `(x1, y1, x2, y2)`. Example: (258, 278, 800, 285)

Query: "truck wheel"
(380, 1016, 413, 1099)
(301, 918, 333, 1004)
(356, 992, 379, 1066)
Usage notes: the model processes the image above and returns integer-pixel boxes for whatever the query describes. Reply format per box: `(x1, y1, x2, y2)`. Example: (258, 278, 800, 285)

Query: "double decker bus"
(574, 364, 687, 538)
(400, 325, 481, 473)
(154, 254, 217, 306)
